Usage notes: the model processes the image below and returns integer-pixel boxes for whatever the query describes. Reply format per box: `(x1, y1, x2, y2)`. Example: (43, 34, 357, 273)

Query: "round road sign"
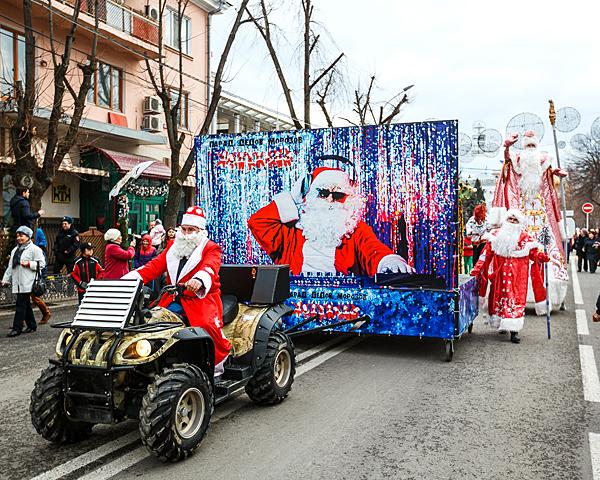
(582, 203, 594, 214)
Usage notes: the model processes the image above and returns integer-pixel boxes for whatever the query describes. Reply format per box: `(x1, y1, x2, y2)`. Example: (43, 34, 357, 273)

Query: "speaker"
(220, 265, 290, 304)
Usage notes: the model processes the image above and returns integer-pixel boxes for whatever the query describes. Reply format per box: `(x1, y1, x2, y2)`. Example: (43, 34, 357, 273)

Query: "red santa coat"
(248, 193, 393, 276)
(471, 231, 548, 332)
(128, 238, 231, 365)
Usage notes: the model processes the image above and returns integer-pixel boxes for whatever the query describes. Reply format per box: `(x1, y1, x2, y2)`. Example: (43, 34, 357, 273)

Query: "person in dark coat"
(9, 187, 44, 233)
(576, 229, 589, 272)
(593, 291, 600, 323)
(53, 216, 80, 274)
(584, 232, 600, 274)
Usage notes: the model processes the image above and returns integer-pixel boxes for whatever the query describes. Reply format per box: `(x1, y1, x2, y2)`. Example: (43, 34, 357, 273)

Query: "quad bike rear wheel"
(139, 363, 212, 462)
(30, 364, 94, 443)
(246, 331, 296, 405)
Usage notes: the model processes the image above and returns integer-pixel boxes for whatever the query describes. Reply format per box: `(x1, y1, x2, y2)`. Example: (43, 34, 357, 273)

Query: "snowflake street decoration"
(124, 182, 169, 197)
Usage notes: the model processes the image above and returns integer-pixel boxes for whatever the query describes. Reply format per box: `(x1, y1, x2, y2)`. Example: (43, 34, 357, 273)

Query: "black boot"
(510, 331, 520, 344)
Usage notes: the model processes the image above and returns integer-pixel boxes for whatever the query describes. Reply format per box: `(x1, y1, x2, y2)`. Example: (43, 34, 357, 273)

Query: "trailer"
(195, 121, 478, 361)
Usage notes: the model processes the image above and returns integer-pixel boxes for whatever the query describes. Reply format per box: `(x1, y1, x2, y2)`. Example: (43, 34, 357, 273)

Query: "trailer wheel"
(139, 363, 212, 462)
(468, 323, 473, 334)
(444, 340, 454, 362)
(30, 364, 94, 443)
(246, 332, 296, 405)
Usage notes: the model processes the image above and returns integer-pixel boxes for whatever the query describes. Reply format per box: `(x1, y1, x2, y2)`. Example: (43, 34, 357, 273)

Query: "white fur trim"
(478, 295, 488, 316)
(311, 169, 350, 189)
(122, 271, 142, 280)
(506, 241, 543, 258)
(166, 236, 209, 283)
(273, 192, 300, 223)
(488, 207, 506, 227)
(181, 213, 206, 229)
(377, 254, 412, 273)
(534, 300, 549, 316)
(193, 270, 212, 299)
(498, 316, 524, 332)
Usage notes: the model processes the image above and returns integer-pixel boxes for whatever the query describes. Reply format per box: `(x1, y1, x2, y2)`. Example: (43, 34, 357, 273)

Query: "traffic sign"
(582, 203, 594, 214)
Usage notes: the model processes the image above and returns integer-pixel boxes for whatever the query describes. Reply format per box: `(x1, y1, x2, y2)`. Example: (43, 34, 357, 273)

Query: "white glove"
(290, 175, 309, 205)
(122, 271, 141, 280)
(377, 254, 414, 274)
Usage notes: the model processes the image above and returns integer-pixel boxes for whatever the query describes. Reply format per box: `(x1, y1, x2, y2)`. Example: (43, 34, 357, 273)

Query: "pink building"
(0, 0, 227, 234)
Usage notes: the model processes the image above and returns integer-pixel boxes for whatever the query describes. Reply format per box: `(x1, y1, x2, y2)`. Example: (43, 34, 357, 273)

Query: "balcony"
(37, 0, 161, 60)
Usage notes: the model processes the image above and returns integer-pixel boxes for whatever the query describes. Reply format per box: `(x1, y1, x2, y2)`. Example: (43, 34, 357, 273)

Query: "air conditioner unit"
(143, 96, 160, 114)
(145, 4, 159, 21)
(142, 114, 161, 132)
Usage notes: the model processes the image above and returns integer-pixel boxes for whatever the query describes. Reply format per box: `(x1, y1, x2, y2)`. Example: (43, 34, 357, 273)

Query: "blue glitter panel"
(458, 275, 479, 335)
(195, 122, 459, 288)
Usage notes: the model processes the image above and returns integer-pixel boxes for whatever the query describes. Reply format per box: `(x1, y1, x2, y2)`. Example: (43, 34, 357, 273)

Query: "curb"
(0, 300, 78, 321)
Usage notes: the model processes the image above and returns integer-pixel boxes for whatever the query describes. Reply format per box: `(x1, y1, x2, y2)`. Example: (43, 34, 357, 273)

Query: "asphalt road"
(0, 269, 597, 479)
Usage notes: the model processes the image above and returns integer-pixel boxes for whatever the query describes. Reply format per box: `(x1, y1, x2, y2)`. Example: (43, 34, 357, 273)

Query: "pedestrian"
(165, 227, 176, 249)
(149, 219, 166, 248)
(593, 292, 600, 323)
(9, 187, 44, 233)
(134, 234, 157, 268)
(463, 234, 473, 273)
(576, 229, 588, 272)
(471, 209, 550, 344)
(584, 232, 600, 274)
(32, 224, 51, 325)
(103, 228, 136, 280)
(466, 204, 489, 264)
(53, 216, 80, 274)
(2, 226, 46, 337)
(71, 243, 104, 303)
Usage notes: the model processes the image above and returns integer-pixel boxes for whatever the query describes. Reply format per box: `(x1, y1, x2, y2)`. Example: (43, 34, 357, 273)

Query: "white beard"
(491, 222, 523, 257)
(171, 230, 206, 259)
(516, 148, 543, 198)
(298, 193, 363, 249)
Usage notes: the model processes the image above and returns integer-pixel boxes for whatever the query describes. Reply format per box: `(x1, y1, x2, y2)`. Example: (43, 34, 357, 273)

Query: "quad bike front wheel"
(246, 331, 296, 405)
(30, 364, 94, 443)
(139, 363, 212, 462)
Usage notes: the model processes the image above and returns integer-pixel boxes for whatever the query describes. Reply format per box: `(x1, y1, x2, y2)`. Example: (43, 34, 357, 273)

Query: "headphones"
(300, 154, 357, 198)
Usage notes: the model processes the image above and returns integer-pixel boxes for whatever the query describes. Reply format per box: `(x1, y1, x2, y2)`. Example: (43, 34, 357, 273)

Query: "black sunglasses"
(317, 188, 347, 201)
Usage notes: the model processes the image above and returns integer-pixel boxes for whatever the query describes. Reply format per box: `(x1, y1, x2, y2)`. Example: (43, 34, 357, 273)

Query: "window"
(164, 8, 191, 55)
(87, 61, 123, 111)
(168, 88, 189, 130)
(0, 27, 26, 98)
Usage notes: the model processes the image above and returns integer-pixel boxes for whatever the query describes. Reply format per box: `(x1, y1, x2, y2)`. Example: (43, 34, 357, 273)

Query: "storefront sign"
(52, 185, 71, 204)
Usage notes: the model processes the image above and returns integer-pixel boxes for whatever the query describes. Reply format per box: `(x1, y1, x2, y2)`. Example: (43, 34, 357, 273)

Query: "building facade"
(0, 0, 225, 234)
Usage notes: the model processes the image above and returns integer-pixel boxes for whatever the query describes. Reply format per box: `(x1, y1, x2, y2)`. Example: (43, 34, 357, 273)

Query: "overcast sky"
(212, 0, 600, 175)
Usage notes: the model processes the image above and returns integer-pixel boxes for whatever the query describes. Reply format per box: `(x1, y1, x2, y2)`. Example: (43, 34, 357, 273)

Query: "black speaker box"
(220, 264, 290, 304)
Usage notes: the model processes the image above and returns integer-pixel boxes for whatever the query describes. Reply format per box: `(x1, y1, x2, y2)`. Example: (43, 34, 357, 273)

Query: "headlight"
(124, 339, 153, 359)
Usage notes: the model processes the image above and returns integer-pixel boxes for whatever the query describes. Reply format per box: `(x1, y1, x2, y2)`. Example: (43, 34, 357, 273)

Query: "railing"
(66, 0, 159, 46)
(0, 275, 77, 306)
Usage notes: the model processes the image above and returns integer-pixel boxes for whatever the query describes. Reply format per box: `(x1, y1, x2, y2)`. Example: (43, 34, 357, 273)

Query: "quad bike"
(30, 265, 296, 462)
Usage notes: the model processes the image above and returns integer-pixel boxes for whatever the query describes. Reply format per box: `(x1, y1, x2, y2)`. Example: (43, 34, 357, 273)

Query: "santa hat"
(181, 206, 207, 230)
(522, 130, 539, 149)
(309, 167, 352, 191)
(503, 208, 526, 225)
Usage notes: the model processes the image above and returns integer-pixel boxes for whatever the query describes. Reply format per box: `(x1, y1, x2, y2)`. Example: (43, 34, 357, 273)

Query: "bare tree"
(145, 0, 251, 227)
(10, 0, 99, 210)
(568, 138, 600, 226)
(341, 76, 413, 127)
(246, 0, 344, 129)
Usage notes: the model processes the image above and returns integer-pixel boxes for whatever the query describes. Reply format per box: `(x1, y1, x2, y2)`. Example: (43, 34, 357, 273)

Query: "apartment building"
(0, 0, 226, 233)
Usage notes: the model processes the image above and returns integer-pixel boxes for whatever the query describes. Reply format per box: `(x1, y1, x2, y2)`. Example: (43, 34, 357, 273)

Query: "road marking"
(296, 335, 350, 362)
(577, 309, 590, 336)
(589, 432, 600, 479)
(571, 257, 584, 305)
(580, 345, 600, 402)
(32, 336, 362, 480)
(30, 431, 140, 480)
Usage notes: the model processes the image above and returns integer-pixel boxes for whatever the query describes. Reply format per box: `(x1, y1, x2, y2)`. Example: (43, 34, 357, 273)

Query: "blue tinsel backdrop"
(195, 121, 458, 289)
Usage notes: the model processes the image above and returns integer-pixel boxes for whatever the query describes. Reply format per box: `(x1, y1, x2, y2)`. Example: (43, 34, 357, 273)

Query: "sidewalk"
(0, 298, 78, 322)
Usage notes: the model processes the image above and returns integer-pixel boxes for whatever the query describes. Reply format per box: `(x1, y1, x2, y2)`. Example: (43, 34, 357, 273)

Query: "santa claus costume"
(471, 209, 550, 343)
(248, 167, 411, 276)
(123, 207, 231, 367)
(490, 131, 568, 313)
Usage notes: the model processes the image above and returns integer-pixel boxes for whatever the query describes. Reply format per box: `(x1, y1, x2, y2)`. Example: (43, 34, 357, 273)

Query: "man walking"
(9, 187, 44, 233)
(53, 216, 80, 274)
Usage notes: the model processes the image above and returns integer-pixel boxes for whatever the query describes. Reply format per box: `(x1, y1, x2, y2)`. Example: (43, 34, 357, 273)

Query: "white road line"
(589, 432, 600, 479)
(30, 431, 140, 480)
(571, 257, 584, 305)
(35, 336, 362, 480)
(580, 345, 600, 402)
(296, 335, 349, 362)
(577, 309, 590, 336)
